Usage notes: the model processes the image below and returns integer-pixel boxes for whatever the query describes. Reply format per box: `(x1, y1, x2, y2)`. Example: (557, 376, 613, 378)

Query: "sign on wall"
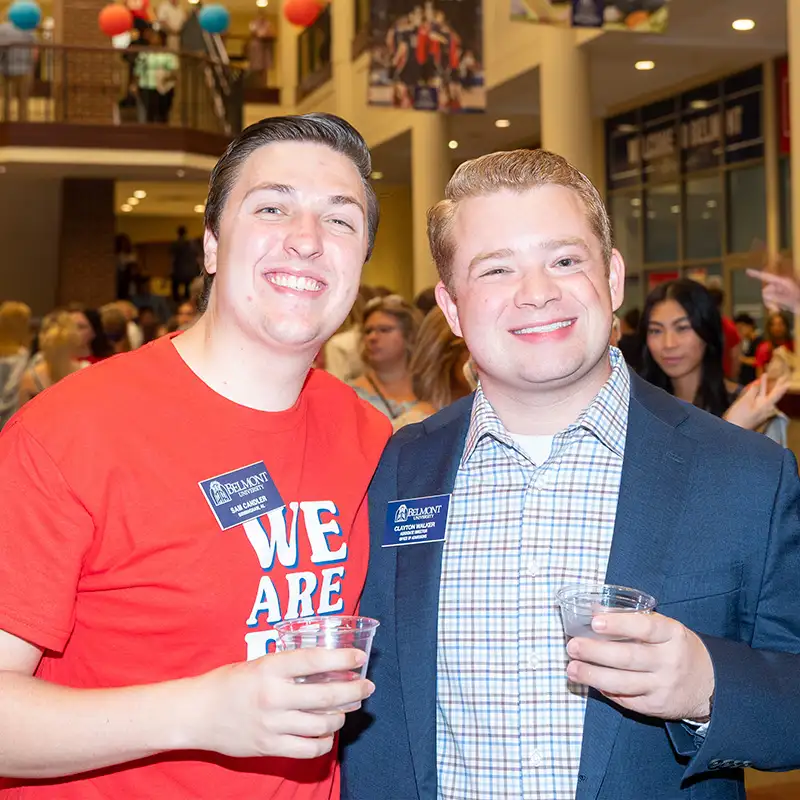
(368, 0, 485, 113)
(510, 0, 669, 33)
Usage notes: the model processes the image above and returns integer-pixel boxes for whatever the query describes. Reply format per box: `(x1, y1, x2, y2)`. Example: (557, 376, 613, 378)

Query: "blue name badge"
(383, 494, 451, 548)
(199, 461, 284, 530)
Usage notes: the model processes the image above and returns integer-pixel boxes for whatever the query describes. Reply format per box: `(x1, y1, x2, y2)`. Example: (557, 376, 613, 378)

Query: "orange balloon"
(98, 3, 133, 37)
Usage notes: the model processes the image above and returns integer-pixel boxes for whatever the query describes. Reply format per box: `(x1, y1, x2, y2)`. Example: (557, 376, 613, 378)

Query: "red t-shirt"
(755, 339, 795, 371)
(721, 316, 741, 378)
(0, 336, 390, 799)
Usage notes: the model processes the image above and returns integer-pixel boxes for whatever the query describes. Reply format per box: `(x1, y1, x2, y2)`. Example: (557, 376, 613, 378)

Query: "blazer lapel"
(394, 402, 472, 800)
(577, 376, 697, 800)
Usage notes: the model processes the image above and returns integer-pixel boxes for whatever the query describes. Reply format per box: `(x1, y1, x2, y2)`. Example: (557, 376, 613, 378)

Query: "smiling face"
(646, 298, 706, 383)
(204, 141, 369, 355)
(436, 185, 624, 403)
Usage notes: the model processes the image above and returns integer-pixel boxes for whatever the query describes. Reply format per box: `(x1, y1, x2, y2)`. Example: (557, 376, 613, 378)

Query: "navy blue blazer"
(342, 374, 800, 800)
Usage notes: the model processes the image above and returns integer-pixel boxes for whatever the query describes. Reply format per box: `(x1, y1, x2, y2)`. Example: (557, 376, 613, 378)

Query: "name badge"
(383, 493, 451, 547)
(199, 461, 284, 530)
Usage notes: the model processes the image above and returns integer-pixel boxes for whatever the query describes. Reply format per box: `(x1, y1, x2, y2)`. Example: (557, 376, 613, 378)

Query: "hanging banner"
(510, 0, 670, 33)
(368, 0, 485, 113)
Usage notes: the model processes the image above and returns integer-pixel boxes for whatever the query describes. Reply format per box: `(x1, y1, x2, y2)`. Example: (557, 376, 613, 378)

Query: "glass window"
(780, 156, 792, 251)
(727, 164, 766, 254)
(731, 267, 765, 329)
(609, 192, 643, 276)
(644, 184, 680, 263)
(684, 176, 722, 260)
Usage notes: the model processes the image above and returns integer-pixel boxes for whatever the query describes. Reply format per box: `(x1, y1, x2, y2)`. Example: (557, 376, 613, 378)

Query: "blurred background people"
(325, 286, 367, 382)
(413, 286, 438, 317)
(616, 308, 643, 372)
(18, 311, 84, 406)
(68, 304, 114, 364)
(707, 282, 741, 381)
(101, 305, 133, 355)
(349, 295, 422, 420)
(0, 301, 32, 428)
(734, 312, 762, 385)
(756, 311, 794, 378)
(115, 234, 138, 301)
(393, 306, 471, 430)
(641, 278, 788, 439)
(170, 225, 199, 302)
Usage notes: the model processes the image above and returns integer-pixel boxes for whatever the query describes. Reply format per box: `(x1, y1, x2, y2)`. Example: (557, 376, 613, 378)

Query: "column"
(788, 2, 800, 381)
(278, 7, 299, 111)
(331, 0, 356, 123)
(411, 113, 451, 294)
(57, 179, 116, 307)
(539, 26, 595, 180)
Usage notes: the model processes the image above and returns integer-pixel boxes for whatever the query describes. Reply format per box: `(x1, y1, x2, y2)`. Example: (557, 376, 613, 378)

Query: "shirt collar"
(461, 347, 630, 466)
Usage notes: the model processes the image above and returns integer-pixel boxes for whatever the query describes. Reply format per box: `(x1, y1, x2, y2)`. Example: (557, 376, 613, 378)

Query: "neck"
(46, 354, 75, 384)
(671, 368, 701, 404)
(480, 354, 613, 436)
(172, 311, 315, 412)
(370, 362, 409, 387)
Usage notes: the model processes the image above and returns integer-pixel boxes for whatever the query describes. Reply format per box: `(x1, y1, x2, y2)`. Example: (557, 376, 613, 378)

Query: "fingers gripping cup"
(273, 615, 380, 711)
(555, 584, 657, 641)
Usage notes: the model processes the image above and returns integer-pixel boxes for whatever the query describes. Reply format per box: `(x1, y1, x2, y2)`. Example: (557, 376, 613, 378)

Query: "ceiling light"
(670, 205, 680, 214)
(732, 18, 755, 31)
(371, 171, 383, 180)
(127, 197, 139, 206)
(0, 165, 8, 174)
(690, 100, 711, 110)
(495, 119, 511, 129)
(177, 169, 185, 177)
(702, 211, 712, 220)
(121, 204, 132, 212)
(448, 140, 459, 149)
(706, 199, 718, 208)
(630, 197, 642, 207)
(194, 204, 205, 213)
(635, 60, 655, 71)
(256, 0, 268, 6)
(617, 123, 637, 133)
(133, 189, 146, 199)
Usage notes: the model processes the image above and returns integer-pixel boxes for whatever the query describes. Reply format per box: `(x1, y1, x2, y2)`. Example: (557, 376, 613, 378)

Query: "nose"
(662, 329, 679, 349)
(283, 212, 323, 260)
(514, 265, 562, 309)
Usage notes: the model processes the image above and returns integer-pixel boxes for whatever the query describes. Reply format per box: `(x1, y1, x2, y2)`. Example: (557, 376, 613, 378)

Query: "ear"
(435, 281, 462, 338)
(609, 248, 626, 313)
(203, 229, 219, 276)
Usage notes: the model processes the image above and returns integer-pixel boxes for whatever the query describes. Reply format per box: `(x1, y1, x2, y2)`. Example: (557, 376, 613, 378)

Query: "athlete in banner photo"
(0, 113, 391, 799)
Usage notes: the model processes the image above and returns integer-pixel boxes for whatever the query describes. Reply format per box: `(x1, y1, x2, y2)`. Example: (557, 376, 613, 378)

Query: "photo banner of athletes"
(510, 0, 670, 34)
(368, 0, 485, 113)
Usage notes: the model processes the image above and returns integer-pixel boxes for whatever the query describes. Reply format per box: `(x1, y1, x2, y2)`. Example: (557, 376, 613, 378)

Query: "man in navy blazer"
(342, 149, 800, 799)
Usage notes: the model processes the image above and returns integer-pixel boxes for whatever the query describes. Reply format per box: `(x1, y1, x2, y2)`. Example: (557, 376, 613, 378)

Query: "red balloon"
(283, 0, 323, 27)
(98, 3, 133, 37)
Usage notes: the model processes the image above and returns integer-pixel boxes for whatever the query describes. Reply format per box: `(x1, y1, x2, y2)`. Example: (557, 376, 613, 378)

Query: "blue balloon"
(8, 0, 42, 30)
(198, 4, 229, 34)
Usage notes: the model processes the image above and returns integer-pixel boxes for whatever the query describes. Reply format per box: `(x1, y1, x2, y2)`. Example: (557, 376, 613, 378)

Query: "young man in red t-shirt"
(0, 113, 391, 798)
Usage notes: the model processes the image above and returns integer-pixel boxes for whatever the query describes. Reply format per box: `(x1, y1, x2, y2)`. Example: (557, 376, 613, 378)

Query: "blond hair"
(39, 311, 81, 383)
(362, 295, 423, 363)
(0, 301, 31, 357)
(427, 149, 613, 291)
(408, 306, 468, 411)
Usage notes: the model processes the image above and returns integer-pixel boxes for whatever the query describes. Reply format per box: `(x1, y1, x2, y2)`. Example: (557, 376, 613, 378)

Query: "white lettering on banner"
(302, 501, 347, 564)
(240, 499, 350, 660)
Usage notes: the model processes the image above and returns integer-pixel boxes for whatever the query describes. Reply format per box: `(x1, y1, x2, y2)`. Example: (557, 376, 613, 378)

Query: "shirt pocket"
(656, 562, 744, 640)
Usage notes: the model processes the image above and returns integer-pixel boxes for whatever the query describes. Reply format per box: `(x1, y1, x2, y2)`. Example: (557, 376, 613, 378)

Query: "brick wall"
(57, 179, 116, 307)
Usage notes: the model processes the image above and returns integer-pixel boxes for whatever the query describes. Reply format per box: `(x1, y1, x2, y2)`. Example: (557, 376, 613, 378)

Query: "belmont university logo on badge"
(384, 494, 451, 548)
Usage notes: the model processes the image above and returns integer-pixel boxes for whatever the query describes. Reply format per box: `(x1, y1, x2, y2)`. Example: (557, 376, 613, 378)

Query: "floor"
(746, 770, 800, 799)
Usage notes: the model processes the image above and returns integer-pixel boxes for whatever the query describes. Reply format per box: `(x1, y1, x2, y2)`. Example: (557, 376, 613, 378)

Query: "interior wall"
(0, 177, 62, 315)
(363, 183, 414, 298)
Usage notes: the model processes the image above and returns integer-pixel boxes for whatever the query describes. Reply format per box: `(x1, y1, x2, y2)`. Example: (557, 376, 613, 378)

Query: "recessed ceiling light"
(702, 211, 712, 220)
(194, 204, 205, 213)
(448, 140, 459, 149)
(495, 119, 511, 129)
(706, 199, 718, 208)
(635, 60, 655, 71)
(630, 198, 642, 207)
(133, 189, 146, 199)
(256, 0, 268, 6)
(670, 205, 680, 214)
(121, 204, 132, 212)
(177, 169, 185, 177)
(127, 197, 139, 206)
(690, 100, 711, 110)
(0, 166, 7, 174)
(371, 171, 383, 180)
(732, 18, 755, 31)
(617, 123, 638, 133)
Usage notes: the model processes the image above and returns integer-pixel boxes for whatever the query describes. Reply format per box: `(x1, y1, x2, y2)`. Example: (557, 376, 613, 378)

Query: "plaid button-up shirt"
(436, 349, 630, 800)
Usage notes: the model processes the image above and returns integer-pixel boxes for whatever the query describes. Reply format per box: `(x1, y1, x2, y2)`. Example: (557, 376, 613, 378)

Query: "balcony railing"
(0, 43, 243, 139)
(297, 5, 332, 102)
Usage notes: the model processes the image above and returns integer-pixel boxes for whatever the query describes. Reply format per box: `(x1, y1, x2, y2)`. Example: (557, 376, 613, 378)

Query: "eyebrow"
(649, 315, 689, 327)
(243, 183, 366, 217)
(467, 238, 592, 273)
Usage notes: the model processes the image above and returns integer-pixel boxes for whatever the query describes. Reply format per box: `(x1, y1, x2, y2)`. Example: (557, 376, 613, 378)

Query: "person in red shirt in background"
(0, 113, 390, 799)
(755, 310, 794, 378)
(707, 284, 741, 380)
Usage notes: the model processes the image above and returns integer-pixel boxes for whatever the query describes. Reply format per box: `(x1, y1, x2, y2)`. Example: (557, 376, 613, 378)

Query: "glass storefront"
(606, 66, 767, 323)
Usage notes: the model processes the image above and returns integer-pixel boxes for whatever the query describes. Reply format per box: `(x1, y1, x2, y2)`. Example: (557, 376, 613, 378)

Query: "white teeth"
(515, 320, 574, 335)
(266, 273, 323, 292)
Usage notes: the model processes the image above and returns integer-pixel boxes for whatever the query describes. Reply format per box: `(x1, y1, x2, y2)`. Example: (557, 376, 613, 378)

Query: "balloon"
(8, 1, 42, 31)
(198, 4, 230, 34)
(98, 3, 133, 37)
(283, 0, 323, 27)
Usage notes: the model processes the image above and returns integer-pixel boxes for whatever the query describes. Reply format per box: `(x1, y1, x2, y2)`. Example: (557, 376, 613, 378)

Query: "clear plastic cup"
(555, 583, 657, 641)
(273, 615, 380, 711)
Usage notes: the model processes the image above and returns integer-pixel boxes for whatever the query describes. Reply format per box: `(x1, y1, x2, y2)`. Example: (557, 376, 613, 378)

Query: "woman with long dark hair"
(641, 278, 788, 433)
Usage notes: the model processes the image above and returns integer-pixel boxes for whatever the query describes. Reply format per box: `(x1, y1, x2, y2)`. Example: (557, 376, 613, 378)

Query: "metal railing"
(297, 6, 332, 100)
(0, 43, 243, 136)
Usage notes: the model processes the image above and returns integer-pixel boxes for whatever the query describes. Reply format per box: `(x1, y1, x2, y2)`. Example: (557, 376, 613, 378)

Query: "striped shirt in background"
(436, 348, 630, 800)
